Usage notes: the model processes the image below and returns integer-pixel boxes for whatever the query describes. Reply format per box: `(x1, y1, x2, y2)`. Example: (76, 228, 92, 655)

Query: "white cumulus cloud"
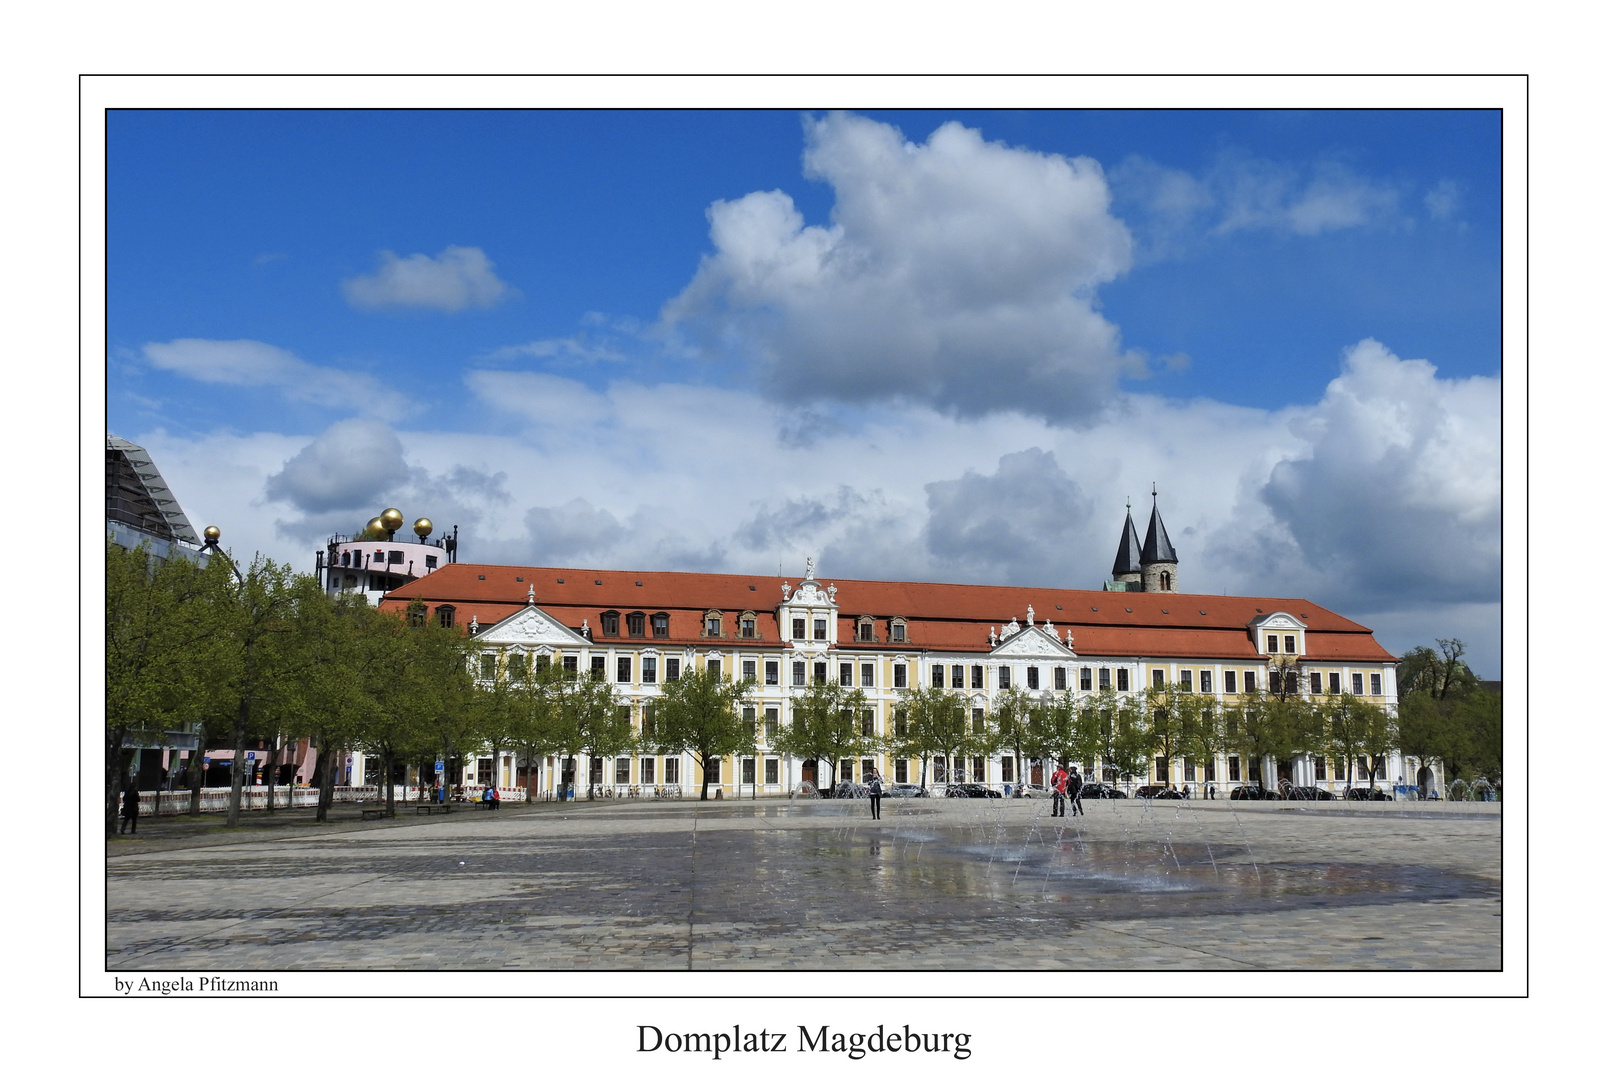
(342, 245, 515, 312)
(141, 338, 414, 420)
(264, 418, 411, 514)
(666, 112, 1141, 425)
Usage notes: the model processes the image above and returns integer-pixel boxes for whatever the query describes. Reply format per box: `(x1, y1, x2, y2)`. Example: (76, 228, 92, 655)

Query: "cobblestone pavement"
(105, 798, 1501, 971)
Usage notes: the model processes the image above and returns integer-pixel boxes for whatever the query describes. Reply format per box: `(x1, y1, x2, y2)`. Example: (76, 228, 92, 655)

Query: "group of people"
(1050, 764, 1084, 817)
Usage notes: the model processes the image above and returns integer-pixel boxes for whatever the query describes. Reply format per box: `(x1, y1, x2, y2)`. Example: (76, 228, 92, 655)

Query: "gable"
(473, 604, 591, 649)
(991, 624, 1076, 659)
(1248, 611, 1307, 632)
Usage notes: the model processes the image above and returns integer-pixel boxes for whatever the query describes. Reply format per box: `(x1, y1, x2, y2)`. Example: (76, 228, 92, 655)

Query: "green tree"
(1454, 688, 1502, 788)
(990, 687, 1036, 788)
(1178, 693, 1226, 792)
(105, 539, 230, 836)
(582, 699, 637, 797)
(1027, 691, 1079, 771)
(651, 666, 754, 800)
(509, 657, 565, 798)
(1145, 684, 1189, 785)
(774, 678, 870, 795)
(1397, 639, 1480, 700)
(1223, 691, 1292, 789)
(894, 685, 969, 789)
(1105, 692, 1153, 787)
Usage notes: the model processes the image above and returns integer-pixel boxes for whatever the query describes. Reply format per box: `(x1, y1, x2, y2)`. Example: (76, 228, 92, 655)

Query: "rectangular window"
(705, 615, 721, 636)
(1054, 666, 1067, 691)
(1267, 634, 1279, 653)
(563, 654, 577, 674)
(814, 661, 827, 683)
(861, 709, 875, 737)
(895, 759, 908, 783)
(765, 660, 778, 685)
(387, 550, 404, 564)
(1153, 669, 1166, 689)
(1184, 758, 1196, 782)
(1371, 673, 1382, 696)
(891, 622, 906, 643)
(1330, 672, 1342, 694)
(1249, 760, 1263, 783)
(1228, 756, 1241, 781)
(1117, 669, 1129, 692)
(857, 621, 873, 642)
(1352, 672, 1364, 695)
(664, 758, 679, 784)
(894, 663, 907, 688)
(933, 756, 946, 784)
(1080, 667, 1092, 691)
(813, 618, 827, 641)
(932, 665, 945, 688)
(627, 612, 645, 637)
(841, 760, 854, 781)
(642, 758, 655, 784)
(643, 657, 657, 683)
(707, 758, 721, 783)
(1181, 670, 1194, 692)
(1284, 635, 1297, 654)
(741, 617, 756, 638)
(602, 612, 620, 637)
(952, 664, 965, 688)
(1224, 670, 1237, 694)
(617, 656, 631, 682)
(590, 655, 606, 679)
(1026, 666, 1040, 690)
(793, 661, 806, 686)
(1001, 757, 1014, 783)
(972, 708, 985, 734)
(479, 654, 496, 678)
(1200, 670, 1212, 693)
(508, 654, 528, 679)
(742, 758, 755, 784)
(764, 708, 778, 741)
(536, 654, 550, 673)
(998, 667, 1011, 690)
(862, 663, 874, 687)
(424, 554, 437, 569)
(652, 613, 669, 637)
(839, 662, 852, 686)
(616, 757, 631, 784)
(742, 707, 755, 735)
(1244, 670, 1256, 692)
(643, 703, 656, 737)
(792, 618, 805, 640)
(666, 657, 680, 682)
(1155, 757, 1169, 782)
(973, 756, 985, 782)
(1098, 668, 1111, 691)
(764, 758, 778, 785)
(742, 659, 755, 683)
(1205, 760, 1216, 782)
(707, 658, 721, 676)
(894, 709, 908, 737)
(971, 665, 984, 689)
(1315, 756, 1327, 780)
(1310, 672, 1323, 695)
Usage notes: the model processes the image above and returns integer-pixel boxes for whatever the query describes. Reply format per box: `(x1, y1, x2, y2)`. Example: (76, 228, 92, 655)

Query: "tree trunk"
(106, 729, 128, 838)
(699, 754, 710, 801)
(264, 736, 282, 815)
(226, 701, 249, 827)
(313, 743, 336, 823)
(187, 747, 205, 817)
(383, 748, 396, 817)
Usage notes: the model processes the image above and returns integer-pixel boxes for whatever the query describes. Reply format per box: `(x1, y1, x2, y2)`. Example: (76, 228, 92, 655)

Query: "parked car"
(1134, 784, 1185, 799)
(1077, 782, 1127, 799)
(1344, 786, 1393, 801)
(1229, 783, 1279, 800)
(1286, 786, 1336, 801)
(832, 781, 869, 799)
(944, 783, 1001, 798)
(1014, 784, 1052, 798)
(884, 783, 927, 798)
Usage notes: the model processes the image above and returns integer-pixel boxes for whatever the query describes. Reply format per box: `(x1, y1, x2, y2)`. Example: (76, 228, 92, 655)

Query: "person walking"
(1067, 767, 1084, 817)
(1050, 763, 1069, 817)
(119, 782, 140, 835)
(867, 770, 883, 820)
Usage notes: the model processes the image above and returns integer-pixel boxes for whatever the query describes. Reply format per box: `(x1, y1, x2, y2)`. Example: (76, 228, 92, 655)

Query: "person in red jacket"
(1050, 764, 1070, 817)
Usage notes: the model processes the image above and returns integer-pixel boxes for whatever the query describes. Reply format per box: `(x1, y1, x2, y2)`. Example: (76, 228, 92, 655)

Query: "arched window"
(651, 612, 670, 638)
(436, 605, 455, 629)
(626, 611, 645, 637)
(600, 611, 620, 637)
(703, 610, 723, 638)
(1160, 571, 1172, 590)
(856, 616, 875, 642)
(740, 611, 757, 638)
(889, 617, 907, 644)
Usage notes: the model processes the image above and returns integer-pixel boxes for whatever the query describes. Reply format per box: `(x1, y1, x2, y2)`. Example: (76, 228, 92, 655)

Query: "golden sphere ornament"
(379, 508, 404, 532)
(203, 525, 221, 541)
(413, 517, 433, 538)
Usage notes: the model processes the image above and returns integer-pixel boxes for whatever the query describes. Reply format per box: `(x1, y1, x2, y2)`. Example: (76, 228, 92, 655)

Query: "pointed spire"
(1111, 498, 1144, 577)
(1141, 484, 1177, 564)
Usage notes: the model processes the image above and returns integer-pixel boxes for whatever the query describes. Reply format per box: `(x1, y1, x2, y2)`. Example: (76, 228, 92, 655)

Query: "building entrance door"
(1031, 762, 1043, 786)
(802, 760, 817, 788)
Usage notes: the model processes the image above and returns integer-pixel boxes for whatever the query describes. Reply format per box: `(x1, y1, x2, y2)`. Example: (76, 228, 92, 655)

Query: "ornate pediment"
(1248, 611, 1307, 632)
(475, 605, 591, 648)
(991, 625, 1076, 659)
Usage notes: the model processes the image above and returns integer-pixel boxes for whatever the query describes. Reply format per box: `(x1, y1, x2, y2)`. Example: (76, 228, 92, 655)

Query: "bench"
(413, 803, 451, 815)
(360, 805, 387, 820)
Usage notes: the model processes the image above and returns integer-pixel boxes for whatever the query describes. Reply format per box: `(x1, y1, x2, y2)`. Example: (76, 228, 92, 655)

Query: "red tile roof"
(380, 563, 1395, 664)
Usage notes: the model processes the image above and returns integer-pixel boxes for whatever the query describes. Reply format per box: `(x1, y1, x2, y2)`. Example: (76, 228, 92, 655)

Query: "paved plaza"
(106, 796, 1501, 970)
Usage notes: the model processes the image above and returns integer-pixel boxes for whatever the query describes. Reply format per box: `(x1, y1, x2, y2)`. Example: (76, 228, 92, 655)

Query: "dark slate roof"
(1111, 511, 1143, 576)
(1142, 497, 1177, 564)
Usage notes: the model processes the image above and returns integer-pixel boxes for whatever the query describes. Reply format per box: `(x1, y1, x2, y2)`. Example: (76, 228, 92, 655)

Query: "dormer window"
(890, 618, 907, 643)
(1267, 635, 1279, 653)
(651, 612, 669, 637)
(856, 617, 875, 642)
(1284, 635, 1297, 654)
(704, 611, 723, 638)
(600, 611, 620, 637)
(740, 613, 757, 639)
(436, 605, 455, 629)
(626, 611, 645, 637)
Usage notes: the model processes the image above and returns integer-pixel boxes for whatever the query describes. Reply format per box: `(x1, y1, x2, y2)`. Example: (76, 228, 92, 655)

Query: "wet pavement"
(105, 797, 1501, 970)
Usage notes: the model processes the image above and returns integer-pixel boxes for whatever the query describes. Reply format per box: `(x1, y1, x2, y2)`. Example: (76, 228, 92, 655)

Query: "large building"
(374, 496, 1407, 799)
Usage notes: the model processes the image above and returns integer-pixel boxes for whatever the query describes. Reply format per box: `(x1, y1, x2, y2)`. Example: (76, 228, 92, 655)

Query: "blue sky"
(106, 109, 1503, 675)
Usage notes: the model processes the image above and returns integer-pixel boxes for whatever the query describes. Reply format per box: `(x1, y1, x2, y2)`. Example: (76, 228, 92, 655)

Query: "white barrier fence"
(135, 785, 528, 816)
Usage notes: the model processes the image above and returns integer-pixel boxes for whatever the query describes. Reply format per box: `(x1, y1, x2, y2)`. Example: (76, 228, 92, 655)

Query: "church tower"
(1140, 485, 1178, 593)
(1110, 500, 1143, 589)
